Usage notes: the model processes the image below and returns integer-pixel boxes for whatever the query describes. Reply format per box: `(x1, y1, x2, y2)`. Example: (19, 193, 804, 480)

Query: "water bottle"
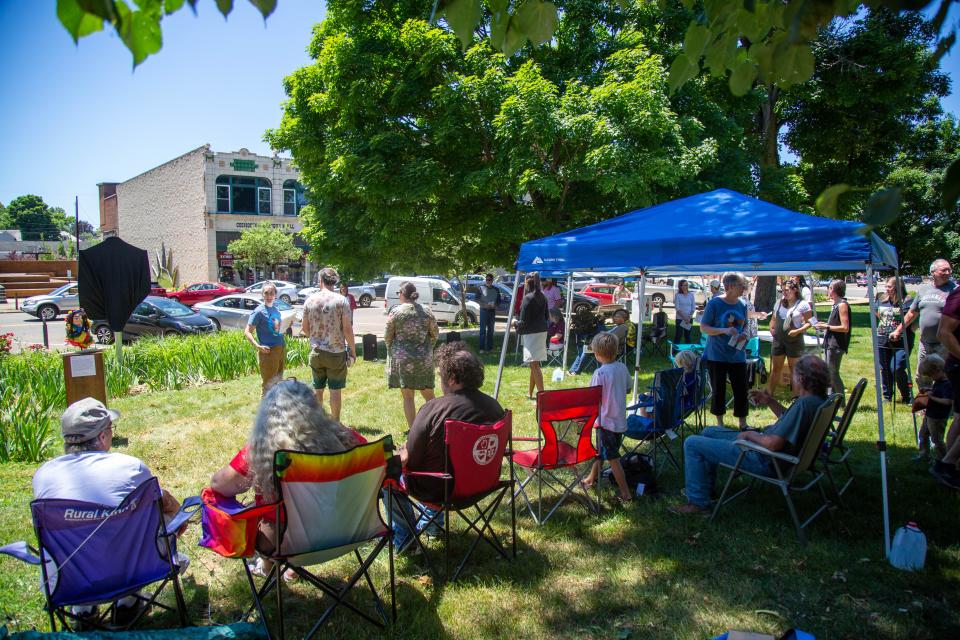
(889, 522, 927, 571)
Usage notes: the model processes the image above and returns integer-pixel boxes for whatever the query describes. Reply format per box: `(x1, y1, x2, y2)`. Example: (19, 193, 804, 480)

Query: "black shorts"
(596, 429, 624, 461)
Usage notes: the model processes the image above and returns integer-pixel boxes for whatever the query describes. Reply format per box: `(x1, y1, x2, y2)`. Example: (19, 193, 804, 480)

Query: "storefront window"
(215, 175, 272, 214)
(283, 180, 307, 216)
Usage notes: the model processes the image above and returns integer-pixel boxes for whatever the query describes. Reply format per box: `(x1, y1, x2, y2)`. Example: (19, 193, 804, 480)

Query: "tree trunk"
(754, 83, 782, 313)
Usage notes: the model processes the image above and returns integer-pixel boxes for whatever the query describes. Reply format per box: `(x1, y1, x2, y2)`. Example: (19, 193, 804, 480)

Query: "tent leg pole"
(867, 264, 892, 557)
(632, 272, 646, 402)
(494, 273, 522, 400)
(562, 274, 573, 371)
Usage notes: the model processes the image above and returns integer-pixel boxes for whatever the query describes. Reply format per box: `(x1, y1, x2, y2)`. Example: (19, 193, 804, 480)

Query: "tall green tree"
(0, 202, 11, 230)
(783, 10, 949, 216)
(227, 223, 302, 279)
(267, 0, 725, 276)
(6, 195, 59, 241)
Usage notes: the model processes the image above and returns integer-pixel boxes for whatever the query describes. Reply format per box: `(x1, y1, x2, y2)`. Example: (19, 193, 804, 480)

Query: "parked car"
(168, 282, 245, 305)
(245, 280, 299, 304)
(150, 281, 168, 297)
(193, 293, 298, 332)
(367, 280, 390, 300)
(297, 282, 376, 307)
(555, 284, 601, 314)
(19, 282, 79, 321)
(580, 282, 617, 305)
(91, 296, 216, 344)
(454, 279, 514, 317)
(856, 276, 868, 286)
(902, 275, 923, 284)
(384, 276, 480, 324)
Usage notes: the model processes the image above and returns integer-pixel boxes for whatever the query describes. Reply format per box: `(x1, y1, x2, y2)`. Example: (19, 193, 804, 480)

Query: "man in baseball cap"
(709, 279, 722, 298)
(34, 397, 180, 519)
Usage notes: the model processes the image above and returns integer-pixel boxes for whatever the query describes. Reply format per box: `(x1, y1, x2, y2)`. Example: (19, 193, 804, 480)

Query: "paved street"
(0, 303, 509, 353)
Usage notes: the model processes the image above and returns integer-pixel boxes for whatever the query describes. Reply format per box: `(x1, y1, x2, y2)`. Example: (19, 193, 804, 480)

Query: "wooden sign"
(62, 350, 107, 406)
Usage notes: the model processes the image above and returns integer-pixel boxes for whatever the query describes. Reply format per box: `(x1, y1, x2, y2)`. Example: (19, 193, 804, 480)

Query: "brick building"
(98, 145, 314, 285)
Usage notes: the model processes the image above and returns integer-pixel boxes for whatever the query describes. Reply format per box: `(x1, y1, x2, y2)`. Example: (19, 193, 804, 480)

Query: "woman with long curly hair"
(209, 379, 364, 578)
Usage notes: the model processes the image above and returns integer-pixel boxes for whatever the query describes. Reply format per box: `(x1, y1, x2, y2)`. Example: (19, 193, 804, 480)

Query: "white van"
(384, 277, 481, 324)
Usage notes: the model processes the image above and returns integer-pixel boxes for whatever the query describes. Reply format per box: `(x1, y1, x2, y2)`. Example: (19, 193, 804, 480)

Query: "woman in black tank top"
(816, 279, 851, 405)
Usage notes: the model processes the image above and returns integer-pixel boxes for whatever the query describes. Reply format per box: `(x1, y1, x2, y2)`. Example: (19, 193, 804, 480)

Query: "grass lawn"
(1, 306, 959, 639)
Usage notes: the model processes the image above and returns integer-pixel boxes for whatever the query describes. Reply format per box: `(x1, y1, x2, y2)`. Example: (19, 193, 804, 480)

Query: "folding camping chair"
(513, 386, 602, 524)
(642, 311, 669, 357)
(392, 413, 516, 582)
(234, 437, 397, 640)
(669, 332, 708, 364)
(546, 340, 565, 368)
(821, 378, 867, 503)
(0, 478, 199, 633)
(624, 367, 685, 475)
(710, 394, 843, 544)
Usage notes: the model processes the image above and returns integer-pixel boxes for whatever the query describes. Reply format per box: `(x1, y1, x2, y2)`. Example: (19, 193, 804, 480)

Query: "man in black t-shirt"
(386, 342, 505, 551)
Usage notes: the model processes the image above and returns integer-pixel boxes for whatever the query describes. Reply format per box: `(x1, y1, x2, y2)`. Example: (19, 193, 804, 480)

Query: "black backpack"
(602, 452, 658, 496)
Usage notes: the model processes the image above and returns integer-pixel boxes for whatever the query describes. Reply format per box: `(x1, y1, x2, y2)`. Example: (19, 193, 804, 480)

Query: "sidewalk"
(0, 300, 24, 314)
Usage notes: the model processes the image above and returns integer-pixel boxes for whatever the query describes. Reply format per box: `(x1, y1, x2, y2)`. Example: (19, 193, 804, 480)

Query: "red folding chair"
(513, 387, 602, 524)
(395, 413, 515, 582)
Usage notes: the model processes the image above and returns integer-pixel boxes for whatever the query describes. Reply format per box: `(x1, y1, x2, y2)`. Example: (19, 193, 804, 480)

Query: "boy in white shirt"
(581, 332, 633, 504)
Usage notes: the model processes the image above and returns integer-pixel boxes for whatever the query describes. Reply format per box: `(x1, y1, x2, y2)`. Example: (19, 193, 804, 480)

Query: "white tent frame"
(495, 262, 896, 556)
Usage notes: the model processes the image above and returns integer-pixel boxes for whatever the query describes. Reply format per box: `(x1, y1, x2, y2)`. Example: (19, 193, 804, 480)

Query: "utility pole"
(74, 196, 80, 256)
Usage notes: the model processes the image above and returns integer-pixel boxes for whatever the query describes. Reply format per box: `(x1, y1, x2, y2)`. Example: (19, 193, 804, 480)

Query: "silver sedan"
(192, 293, 299, 333)
(245, 280, 300, 305)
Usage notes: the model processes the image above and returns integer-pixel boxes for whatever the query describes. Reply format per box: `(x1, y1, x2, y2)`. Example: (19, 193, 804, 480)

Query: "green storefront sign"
(230, 159, 257, 171)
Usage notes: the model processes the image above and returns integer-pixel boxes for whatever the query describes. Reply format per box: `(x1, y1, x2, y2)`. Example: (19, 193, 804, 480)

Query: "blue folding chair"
(624, 367, 685, 474)
(669, 332, 707, 365)
(0, 478, 199, 633)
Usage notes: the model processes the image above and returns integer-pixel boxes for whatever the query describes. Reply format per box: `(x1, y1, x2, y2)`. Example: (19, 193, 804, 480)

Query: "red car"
(580, 283, 617, 305)
(168, 282, 245, 305)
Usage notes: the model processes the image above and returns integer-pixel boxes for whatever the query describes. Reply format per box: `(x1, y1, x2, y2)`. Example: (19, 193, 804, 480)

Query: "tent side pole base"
(494, 273, 523, 400)
(867, 264, 892, 557)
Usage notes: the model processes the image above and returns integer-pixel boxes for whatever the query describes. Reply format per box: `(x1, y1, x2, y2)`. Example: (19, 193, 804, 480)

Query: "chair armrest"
(734, 439, 799, 464)
(513, 437, 540, 442)
(404, 471, 453, 480)
(163, 495, 202, 536)
(0, 541, 41, 565)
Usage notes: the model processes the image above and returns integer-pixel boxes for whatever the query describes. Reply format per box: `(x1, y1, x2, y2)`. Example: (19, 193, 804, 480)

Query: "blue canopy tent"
(495, 189, 899, 553)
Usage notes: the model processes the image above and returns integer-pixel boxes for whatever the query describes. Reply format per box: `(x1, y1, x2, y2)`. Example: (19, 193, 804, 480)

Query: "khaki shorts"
(310, 349, 348, 390)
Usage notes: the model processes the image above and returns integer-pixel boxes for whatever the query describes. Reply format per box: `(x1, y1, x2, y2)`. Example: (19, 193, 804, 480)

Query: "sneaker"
(931, 463, 960, 489)
(668, 502, 711, 516)
(913, 452, 929, 463)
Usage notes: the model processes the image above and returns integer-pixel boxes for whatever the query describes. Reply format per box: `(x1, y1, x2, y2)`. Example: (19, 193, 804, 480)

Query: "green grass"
(1, 307, 959, 638)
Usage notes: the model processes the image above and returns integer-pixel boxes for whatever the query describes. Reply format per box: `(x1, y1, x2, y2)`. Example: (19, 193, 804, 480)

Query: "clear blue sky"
(1, 2, 958, 226)
(0, 0, 326, 225)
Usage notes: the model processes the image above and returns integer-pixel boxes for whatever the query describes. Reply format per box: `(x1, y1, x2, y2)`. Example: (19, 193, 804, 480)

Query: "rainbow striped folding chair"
(249, 436, 397, 640)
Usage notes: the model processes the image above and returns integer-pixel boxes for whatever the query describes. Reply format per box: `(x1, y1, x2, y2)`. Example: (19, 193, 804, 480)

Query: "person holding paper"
(674, 279, 696, 344)
(245, 281, 286, 396)
(699, 272, 750, 429)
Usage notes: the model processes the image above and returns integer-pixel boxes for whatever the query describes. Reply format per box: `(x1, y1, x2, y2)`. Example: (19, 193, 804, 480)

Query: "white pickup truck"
(640, 278, 710, 308)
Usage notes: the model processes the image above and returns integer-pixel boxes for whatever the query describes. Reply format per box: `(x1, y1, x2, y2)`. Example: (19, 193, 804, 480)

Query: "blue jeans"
(380, 488, 444, 550)
(682, 427, 774, 508)
(478, 308, 495, 351)
(879, 346, 910, 400)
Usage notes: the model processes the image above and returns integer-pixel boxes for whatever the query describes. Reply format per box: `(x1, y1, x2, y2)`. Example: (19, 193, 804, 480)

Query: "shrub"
(0, 331, 311, 462)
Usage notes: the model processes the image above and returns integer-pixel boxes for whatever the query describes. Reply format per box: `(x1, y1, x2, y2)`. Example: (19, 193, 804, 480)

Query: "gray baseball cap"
(61, 398, 119, 442)
(709, 279, 721, 289)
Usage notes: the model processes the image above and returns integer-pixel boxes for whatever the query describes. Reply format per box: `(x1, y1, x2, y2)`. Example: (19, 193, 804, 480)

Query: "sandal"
(248, 557, 298, 583)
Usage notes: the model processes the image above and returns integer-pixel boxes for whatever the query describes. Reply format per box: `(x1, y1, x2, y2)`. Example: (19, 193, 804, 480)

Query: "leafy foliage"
(56, 0, 277, 68)
(227, 222, 301, 274)
(0, 202, 10, 230)
(5, 195, 60, 241)
(670, 0, 960, 224)
(267, 0, 724, 275)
